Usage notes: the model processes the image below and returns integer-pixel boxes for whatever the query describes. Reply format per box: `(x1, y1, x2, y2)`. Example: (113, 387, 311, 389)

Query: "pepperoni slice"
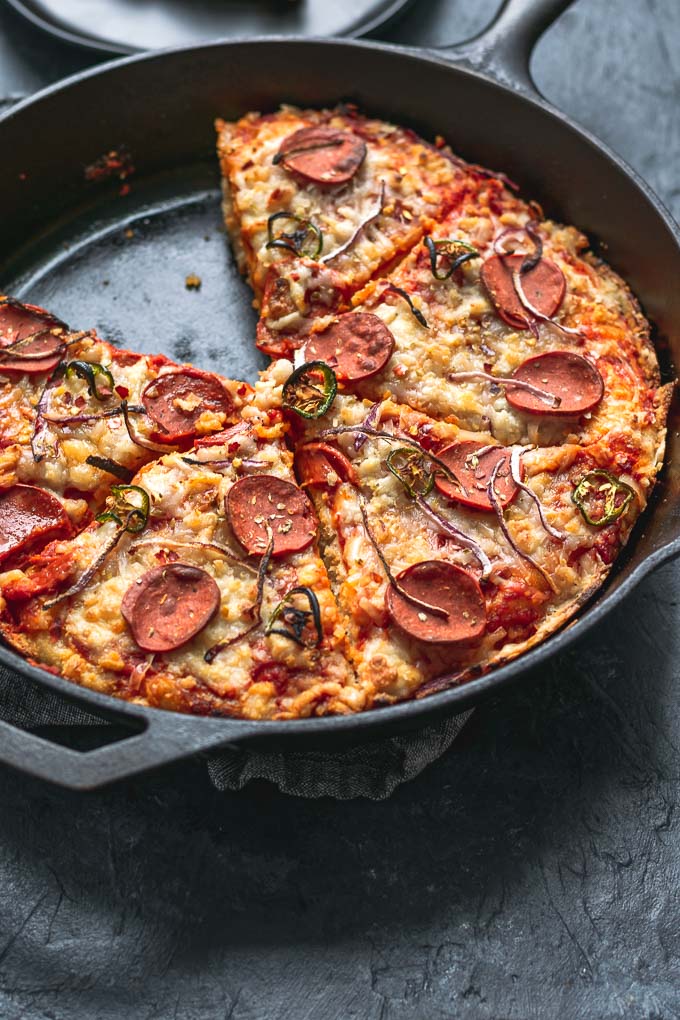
(385, 560, 487, 645)
(121, 563, 220, 653)
(481, 253, 565, 330)
(0, 484, 73, 565)
(276, 126, 366, 186)
(226, 475, 317, 557)
(294, 442, 358, 489)
(506, 351, 604, 416)
(0, 299, 67, 374)
(0, 298, 65, 344)
(434, 440, 518, 511)
(141, 368, 234, 444)
(305, 313, 395, 381)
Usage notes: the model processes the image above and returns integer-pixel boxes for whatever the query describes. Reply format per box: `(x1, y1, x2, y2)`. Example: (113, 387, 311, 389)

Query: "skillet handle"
(435, 0, 575, 99)
(0, 706, 259, 790)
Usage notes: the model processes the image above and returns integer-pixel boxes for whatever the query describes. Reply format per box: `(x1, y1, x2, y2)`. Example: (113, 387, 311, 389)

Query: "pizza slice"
(261, 370, 665, 702)
(0, 416, 359, 720)
(216, 104, 476, 355)
(0, 296, 251, 553)
(287, 175, 671, 450)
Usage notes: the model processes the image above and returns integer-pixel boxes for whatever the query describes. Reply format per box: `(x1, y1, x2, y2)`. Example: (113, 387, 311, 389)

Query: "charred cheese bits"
(0, 104, 669, 720)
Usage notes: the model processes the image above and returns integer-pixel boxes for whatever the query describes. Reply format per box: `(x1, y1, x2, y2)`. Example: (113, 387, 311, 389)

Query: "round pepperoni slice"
(506, 351, 604, 416)
(0, 333, 66, 375)
(385, 560, 486, 645)
(141, 368, 234, 444)
(0, 484, 73, 565)
(305, 313, 394, 381)
(121, 563, 220, 653)
(294, 442, 358, 489)
(0, 299, 67, 374)
(276, 126, 366, 185)
(481, 253, 565, 330)
(434, 441, 518, 511)
(226, 475, 317, 557)
(0, 298, 65, 344)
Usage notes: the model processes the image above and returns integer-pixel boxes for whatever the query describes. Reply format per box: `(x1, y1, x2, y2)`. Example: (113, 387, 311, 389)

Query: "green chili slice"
(44, 484, 150, 610)
(385, 285, 429, 328)
(62, 360, 115, 400)
(386, 446, 434, 498)
(96, 484, 150, 533)
(572, 470, 635, 527)
(265, 586, 322, 648)
(266, 212, 323, 259)
(424, 236, 480, 281)
(282, 361, 337, 420)
(85, 455, 134, 482)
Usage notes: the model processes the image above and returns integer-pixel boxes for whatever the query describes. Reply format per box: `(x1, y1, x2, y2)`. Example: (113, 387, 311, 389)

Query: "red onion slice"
(355, 400, 382, 451)
(44, 527, 122, 609)
(509, 447, 566, 541)
(448, 370, 561, 409)
(358, 495, 448, 619)
(493, 225, 537, 259)
(321, 182, 386, 264)
(487, 459, 558, 594)
(415, 496, 492, 579)
(129, 537, 258, 574)
(511, 267, 585, 340)
(121, 402, 176, 452)
(204, 524, 274, 662)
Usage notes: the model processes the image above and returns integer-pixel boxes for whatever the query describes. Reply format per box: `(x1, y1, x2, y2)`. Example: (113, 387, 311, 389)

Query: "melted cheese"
(216, 105, 469, 302)
(0, 337, 249, 511)
(0, 429, 358, 719)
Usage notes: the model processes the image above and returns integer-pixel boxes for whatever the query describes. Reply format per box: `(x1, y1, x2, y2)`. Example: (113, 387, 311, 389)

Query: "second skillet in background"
(2, 0, 415, 55)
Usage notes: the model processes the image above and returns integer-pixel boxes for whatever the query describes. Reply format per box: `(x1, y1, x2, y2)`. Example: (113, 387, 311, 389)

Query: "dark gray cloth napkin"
(0, 663, 470, 798)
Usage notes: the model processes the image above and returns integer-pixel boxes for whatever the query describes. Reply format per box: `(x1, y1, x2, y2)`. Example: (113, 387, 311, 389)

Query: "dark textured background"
(1, 1, 680, 1017)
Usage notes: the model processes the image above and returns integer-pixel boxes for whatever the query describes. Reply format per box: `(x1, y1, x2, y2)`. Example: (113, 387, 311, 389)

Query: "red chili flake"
(115, 385, 130, 399)
(154, 549, 180, 564)
(84, 146, 135, 188)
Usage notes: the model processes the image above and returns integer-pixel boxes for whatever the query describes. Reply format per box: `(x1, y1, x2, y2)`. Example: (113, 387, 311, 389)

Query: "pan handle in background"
(433, 0, 575, 100)
(0, 696, 260, 790)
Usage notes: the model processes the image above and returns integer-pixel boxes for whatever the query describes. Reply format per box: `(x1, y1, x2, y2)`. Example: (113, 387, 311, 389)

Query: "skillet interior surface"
(0, 36, 679, 769)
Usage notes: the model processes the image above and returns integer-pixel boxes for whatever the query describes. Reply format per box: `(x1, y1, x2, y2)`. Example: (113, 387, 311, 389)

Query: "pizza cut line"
(0, 103, 671, 719)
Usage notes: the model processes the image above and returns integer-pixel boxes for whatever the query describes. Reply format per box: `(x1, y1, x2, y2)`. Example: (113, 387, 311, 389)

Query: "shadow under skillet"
(0, 564, 678, 1018)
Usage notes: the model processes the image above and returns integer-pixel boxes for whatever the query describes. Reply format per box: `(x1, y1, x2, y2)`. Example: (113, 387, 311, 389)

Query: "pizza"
(216, 104, 475, 356)
(0, 104, 670, 719)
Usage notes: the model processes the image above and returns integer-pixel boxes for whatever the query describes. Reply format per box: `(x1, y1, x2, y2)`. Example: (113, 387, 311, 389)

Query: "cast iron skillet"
(0, 0, 678, 790)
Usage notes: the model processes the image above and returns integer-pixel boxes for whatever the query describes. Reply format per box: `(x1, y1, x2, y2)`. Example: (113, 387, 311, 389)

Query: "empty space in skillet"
(3, 164, 265, 382)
